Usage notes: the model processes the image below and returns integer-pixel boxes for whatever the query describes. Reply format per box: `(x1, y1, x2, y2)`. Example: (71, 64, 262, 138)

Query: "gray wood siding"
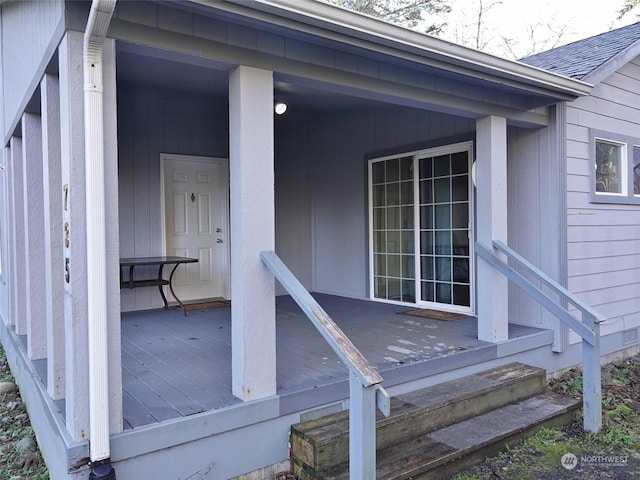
(566, 56, 640, 336)
(311, 108, 475, 298)
(119, 86, 477, 308)
(1, 0, 63, 142)
(506, 114, 566, 330)
(275, 117, 314, 294)
(117, 85, 228, 311)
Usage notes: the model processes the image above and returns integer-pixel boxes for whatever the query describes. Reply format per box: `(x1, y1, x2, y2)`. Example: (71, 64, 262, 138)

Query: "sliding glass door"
(369, 142, 473, 313)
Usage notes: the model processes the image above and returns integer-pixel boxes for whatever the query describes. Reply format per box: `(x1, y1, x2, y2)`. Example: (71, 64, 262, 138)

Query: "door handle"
(216, 239, 223, 243)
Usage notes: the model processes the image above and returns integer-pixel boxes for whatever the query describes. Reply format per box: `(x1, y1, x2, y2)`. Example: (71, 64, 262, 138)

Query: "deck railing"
(476, 240, 603, 432)
(260, 251, 390, 479)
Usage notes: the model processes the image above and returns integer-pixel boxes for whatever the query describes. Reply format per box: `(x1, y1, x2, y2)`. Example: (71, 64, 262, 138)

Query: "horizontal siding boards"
(566, 57, 640, 331)
(569, 254, 640, 276)
(569, 239, 640, 260)
(567, 139, 589, 159)
(568, 268, 640, 294)
(568, 225, 640, 243)
(568, 209, 640, 226)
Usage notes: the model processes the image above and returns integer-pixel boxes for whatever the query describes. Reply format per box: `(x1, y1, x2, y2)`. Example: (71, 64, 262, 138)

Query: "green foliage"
(567, 373, 583, 395)
(615, 368, 635, 384)
(453, 474, 485, 480)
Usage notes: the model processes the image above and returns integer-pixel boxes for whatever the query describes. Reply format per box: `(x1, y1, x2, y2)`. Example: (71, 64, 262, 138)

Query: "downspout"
(84, 1, 117, 479)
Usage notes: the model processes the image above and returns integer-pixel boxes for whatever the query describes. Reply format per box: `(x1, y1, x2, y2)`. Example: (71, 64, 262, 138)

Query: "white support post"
(41, 74, 66, 399)
(102, 38, 123, 434)
(59, 30, 90, 440)
(10, 137, 26, 335)
(349, 373, 377, 480)
(22, 113, 47, 360)
(582, 314, 602, 433)
(229, 65, 277, 401)
(476, 116, 509, 343)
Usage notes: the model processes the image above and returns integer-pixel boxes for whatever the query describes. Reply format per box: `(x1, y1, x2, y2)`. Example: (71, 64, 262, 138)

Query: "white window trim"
(368, 141, 475, 315)
(633, 145, 640, 198)
(590, 129, 640, 205)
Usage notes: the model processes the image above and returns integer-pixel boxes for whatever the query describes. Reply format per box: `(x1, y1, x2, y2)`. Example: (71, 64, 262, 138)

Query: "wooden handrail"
(260, 251, 382, 387)
(475, 241, 602, 432)
(261, 250, 389, 479)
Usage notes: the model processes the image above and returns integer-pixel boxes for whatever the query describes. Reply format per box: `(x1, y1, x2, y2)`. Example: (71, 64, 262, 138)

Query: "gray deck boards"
(118, 294, 545, 429)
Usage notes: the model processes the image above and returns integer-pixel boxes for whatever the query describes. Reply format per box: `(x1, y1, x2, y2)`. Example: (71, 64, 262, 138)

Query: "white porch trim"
(476, 115, 509, 343)
(229, 65, 277, 401)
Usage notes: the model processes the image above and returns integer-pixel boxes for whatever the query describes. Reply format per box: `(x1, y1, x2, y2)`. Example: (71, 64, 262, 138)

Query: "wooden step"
(323, 391, 581, 480)
(290, 362, 547, 478)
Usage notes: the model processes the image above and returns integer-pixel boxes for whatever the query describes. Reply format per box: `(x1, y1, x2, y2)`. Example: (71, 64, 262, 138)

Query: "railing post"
(582, 312, 602, 433)
(349, 371, 377, 480)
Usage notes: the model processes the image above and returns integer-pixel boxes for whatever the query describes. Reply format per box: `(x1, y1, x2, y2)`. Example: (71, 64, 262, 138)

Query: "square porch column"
(59, 30, 89, 440)
(476, 116, 509, 343)
(229, 65, 277, 401)
(9, 137, 26, 335)
(22, 113, 47, 359)
(41, 73, 66, 399)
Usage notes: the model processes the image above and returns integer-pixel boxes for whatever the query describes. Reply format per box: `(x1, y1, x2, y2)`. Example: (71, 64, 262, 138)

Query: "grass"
(452, 356, 640, 479)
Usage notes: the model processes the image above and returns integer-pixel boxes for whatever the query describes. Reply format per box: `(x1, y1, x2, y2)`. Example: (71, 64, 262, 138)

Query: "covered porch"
(116, 293, 552, 430)
(0, 1, 595, 478)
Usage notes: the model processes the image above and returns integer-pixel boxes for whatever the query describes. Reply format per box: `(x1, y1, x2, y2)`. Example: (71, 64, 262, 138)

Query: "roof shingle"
(520, 22, 640, 80)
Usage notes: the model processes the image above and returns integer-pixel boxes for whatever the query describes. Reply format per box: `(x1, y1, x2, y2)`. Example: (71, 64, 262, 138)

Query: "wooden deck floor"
(120, 294, 547, 429)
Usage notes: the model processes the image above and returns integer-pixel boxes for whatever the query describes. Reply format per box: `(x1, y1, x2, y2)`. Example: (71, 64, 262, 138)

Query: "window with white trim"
(590, 130, 640, 204)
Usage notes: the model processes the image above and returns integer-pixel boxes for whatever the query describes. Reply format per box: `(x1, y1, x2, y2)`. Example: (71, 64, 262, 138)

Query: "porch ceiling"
(116, 44, 397, 114)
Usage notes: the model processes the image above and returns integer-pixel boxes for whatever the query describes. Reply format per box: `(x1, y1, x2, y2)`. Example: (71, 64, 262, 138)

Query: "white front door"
(162, 154, 229, 302)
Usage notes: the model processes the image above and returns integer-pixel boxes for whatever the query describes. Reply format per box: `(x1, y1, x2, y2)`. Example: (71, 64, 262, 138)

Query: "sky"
(429, 0, 638, 58)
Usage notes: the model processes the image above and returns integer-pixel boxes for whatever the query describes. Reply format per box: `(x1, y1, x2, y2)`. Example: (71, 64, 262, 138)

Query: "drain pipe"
(84, 0, 117, 478)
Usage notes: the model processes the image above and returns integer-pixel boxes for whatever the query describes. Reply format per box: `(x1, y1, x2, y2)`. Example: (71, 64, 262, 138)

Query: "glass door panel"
(418, 150, 471, 309)
(370, 143, 473, 312)
(371, 156, 415, 303)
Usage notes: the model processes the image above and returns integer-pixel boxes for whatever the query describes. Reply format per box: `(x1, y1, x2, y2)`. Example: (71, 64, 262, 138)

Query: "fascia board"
(191, 0, 593, 100)
(581, 40, 640, 85)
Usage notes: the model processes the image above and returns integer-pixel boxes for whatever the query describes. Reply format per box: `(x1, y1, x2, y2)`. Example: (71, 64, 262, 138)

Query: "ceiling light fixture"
(274, 100, 287, 115)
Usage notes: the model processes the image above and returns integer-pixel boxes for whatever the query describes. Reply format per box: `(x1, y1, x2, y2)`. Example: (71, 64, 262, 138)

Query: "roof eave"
(582, 38, 640, 85)
(203, 0, 592, 100)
